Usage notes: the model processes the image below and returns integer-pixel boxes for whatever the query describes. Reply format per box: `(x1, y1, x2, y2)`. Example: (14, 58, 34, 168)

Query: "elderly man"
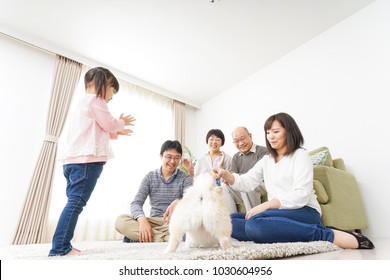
(231, 127, 268, 212)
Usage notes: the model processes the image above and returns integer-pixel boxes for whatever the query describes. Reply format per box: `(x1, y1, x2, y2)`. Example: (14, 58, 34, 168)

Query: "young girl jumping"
(49, 67, 135, 256)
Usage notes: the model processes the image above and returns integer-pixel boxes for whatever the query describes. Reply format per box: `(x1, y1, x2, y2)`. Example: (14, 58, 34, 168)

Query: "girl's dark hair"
(160, 140, 183, 156)
(84, 67, 119, 99)
(205, 129, 225, 146)
(263, 112, 304, 158)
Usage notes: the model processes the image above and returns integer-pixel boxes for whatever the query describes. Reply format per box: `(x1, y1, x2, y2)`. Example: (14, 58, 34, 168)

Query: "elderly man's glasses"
(233, 136, 248, 145)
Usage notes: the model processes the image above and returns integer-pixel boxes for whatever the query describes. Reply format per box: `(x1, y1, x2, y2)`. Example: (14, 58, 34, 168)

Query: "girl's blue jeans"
(231, 206, 334, 243)
(49, 162, 105, 256)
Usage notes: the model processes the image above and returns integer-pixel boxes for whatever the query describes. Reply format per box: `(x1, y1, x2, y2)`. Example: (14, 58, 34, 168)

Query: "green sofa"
(310, 147, 368, 231)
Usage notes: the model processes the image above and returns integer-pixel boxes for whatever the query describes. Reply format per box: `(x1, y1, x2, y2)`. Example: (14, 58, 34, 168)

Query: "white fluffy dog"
(165, 172, 232, 253)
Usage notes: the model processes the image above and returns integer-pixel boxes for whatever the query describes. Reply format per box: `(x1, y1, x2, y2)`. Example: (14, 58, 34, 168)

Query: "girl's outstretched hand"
(118, 129, 133, 136)
(120, 114, 136, 126)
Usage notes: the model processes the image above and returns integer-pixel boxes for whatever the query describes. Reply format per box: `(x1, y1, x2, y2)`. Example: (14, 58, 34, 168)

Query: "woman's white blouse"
(232, 148, 321, 215)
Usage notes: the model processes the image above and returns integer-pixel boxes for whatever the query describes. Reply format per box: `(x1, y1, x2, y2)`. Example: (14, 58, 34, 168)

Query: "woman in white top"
(216, 112, 374, 249)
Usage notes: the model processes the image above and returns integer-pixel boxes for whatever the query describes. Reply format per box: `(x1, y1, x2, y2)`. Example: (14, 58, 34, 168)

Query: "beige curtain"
(13, 55, 82, 245)
(173, 100, 186, 145)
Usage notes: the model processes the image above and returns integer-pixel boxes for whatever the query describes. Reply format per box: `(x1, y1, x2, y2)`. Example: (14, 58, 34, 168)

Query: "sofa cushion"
(309, 147, 333, 167)
(332, 158, 346, 171)
(313, 180, 329, 204)
(310, 149, 328, 165)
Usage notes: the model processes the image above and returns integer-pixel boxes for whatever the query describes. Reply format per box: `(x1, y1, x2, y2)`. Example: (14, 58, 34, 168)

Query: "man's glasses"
(164, 154, 182, 162)
(233, 136, 248, 145)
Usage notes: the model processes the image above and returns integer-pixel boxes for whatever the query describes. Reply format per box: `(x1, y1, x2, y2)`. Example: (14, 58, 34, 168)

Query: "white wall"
(193, 0, 390, 238)
(0, 34, 55, 246)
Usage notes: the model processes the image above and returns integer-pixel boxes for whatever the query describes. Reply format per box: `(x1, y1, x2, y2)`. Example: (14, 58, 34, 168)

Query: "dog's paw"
(219, 238, 232, 250)
(164, 248, 172, 254)
(164, 245, 175, 253)
(164, 241, 180, 253)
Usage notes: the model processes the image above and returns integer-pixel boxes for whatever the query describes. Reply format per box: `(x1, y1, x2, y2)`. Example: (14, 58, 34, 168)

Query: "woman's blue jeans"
(231, 206, 334, 243)
(49, 162, 105, 256)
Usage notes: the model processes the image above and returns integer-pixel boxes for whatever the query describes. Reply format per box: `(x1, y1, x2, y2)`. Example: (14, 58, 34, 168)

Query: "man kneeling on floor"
(115, 140, 193, 242)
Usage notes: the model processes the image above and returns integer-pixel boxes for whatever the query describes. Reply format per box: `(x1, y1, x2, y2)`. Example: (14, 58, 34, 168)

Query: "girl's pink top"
(59, 93, 125, 164)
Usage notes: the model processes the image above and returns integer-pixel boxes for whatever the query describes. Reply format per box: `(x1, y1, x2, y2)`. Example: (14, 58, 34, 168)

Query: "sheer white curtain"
(173, 100, 186, 146)
(46, 69, 173, 242)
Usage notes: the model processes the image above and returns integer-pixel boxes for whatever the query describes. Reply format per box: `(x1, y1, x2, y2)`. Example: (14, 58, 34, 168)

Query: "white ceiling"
(0, 0, 374, 108)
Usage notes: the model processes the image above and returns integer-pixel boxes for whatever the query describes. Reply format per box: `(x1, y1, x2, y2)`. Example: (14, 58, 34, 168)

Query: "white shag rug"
(0, 240, 340, 260)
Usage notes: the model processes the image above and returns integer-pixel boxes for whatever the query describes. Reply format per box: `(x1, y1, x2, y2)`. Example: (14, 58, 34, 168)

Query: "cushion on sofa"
(309, 147, 333, 167)
(313, 180, 329, 204)
(332, 158, 346, 171)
